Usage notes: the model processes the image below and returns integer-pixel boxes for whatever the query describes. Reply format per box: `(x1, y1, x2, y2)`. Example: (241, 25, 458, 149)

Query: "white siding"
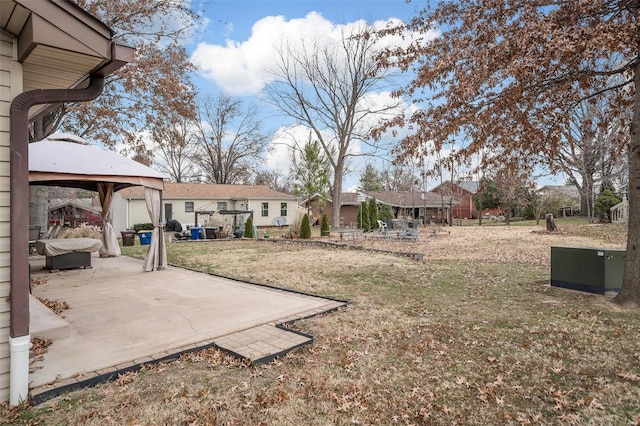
(247, 199, 297, 228)
(121, 197, 298, 233)
(0, 31, 18, 403)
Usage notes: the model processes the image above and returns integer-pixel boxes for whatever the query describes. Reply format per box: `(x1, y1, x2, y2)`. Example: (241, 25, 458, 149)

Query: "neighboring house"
(611, 198, 628, 224)
(2, 0, 133, 404)
(537, 185, 581, 217)
(430, 181, 479, 220)
(115, 183, 299, 232)
(611, 186, 628, 224)
(48, 198, 102, 227)
(305, 191, 451, 227)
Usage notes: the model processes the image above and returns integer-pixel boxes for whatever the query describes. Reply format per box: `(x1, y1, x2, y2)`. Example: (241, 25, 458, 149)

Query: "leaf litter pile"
(3, 223, 639, 425)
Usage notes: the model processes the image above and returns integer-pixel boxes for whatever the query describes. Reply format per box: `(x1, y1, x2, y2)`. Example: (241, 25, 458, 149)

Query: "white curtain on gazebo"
(98, 182, 121, 257)
(144, 187, 167, 271)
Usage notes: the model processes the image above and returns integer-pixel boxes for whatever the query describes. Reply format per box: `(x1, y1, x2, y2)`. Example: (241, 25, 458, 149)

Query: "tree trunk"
(614, 47, 640, 307)
(29, 186, 48, 234)
(331, 165, 343, 228)
(545, 213, 557, 232)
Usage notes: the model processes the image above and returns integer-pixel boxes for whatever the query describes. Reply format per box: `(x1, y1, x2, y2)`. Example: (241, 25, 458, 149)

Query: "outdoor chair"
(376, 220, 389, 239)
(49, 225, 61, 239)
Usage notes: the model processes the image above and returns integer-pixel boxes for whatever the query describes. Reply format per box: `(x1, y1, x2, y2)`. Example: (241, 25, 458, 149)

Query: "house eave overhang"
(2, 0, 134, 118)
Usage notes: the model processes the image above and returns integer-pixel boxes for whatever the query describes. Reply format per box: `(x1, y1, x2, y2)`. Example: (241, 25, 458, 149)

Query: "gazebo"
(29, 133, 167, 271)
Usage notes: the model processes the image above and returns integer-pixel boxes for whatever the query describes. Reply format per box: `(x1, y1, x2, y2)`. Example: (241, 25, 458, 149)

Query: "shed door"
(165, 203, 173, 221)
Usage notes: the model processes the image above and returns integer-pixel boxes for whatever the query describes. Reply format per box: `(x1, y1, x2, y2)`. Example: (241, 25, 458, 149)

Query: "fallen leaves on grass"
(179, 347, 251, 368)
(617, 372, 640, 382)
(114, 371, 137, 386)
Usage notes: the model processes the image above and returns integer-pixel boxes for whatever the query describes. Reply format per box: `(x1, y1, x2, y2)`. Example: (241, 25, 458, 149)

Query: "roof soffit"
(3, 0, 130, 93)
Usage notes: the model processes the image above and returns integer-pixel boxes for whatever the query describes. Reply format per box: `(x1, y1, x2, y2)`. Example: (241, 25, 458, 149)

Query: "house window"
(185, 201, 194, 213)
(217, 202, 227, 211)
(261, 202, 269, 217)
(280, 202, 287, 217)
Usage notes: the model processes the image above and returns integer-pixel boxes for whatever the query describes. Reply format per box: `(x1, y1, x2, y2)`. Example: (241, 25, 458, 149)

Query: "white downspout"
(127, 198, 131, 229)
(9, 335, 31, 405)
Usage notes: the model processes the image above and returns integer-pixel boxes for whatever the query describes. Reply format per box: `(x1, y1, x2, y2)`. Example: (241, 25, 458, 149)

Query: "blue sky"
(185, 1, 564, 190)
(182, 1, 430, 191)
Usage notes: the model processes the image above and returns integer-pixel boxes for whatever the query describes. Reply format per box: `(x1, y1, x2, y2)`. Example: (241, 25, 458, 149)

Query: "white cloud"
(190, 12, 438, 95)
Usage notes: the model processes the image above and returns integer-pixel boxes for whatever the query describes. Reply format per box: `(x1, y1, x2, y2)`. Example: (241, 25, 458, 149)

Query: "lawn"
(3, 222, 639, 425)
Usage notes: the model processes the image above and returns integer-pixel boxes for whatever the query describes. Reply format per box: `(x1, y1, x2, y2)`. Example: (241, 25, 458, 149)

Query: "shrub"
(133, 223, 154, 232)
(321, 213, 330, 237)
(243, 216, 254, 238)
(300, 214, 311, 239)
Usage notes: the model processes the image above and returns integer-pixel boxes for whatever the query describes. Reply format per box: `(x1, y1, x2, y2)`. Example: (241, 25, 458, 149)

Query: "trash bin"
(121, 230, 136, 247)
(204, 227, 216, 239)
(190, 227, 202, 240)
(138, 231, 152, 245)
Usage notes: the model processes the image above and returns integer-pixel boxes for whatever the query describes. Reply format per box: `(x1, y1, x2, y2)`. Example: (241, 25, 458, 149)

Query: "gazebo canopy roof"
(29, 134, 166, 192)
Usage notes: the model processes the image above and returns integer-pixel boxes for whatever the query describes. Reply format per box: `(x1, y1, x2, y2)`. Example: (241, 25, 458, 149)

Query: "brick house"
(430, 181, 480, 220)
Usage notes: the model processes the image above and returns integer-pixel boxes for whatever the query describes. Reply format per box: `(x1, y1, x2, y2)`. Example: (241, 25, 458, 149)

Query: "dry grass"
(3, 222, 639, 425)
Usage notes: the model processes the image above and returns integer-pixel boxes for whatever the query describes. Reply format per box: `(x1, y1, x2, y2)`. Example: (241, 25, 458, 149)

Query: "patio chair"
(50, 225, 61, 239)
(376, 220, 389, 239)
(41, 225, 54, 239)
(28, 225, 41, 254)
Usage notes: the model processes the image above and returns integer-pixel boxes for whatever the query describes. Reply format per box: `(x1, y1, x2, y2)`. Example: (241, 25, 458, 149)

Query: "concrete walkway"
(28, 254, 344, 401)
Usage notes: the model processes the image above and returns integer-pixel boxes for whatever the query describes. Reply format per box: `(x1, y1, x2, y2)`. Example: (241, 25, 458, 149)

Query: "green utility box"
(550, 246, 625, 295)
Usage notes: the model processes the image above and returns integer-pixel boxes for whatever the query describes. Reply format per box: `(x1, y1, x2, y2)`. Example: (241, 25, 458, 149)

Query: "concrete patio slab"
(28, 254, 345, 401)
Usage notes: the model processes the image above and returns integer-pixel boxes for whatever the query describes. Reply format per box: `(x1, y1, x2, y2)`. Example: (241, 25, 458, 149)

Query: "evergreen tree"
(357, 202, 371, 232)
(368, 197, 379, 229)
(321, 213, 330, 237)
(300, 214, 311, 239)
(243, 216, 254, 238)
(378, 203, 394, 224)
(290, 134, 331, 215)
(595, 189, 621, 223)
(358, 163, 383, 191)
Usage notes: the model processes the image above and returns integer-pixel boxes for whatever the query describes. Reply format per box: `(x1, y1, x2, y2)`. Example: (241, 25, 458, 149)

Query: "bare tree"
(152, 115, 199, 183)
(254, 170, 293, 194)
(557, 94, 630, 221)
(193, 95, 269, 184)
(380, 163, 420, 192)
(266, 25, 397, 227)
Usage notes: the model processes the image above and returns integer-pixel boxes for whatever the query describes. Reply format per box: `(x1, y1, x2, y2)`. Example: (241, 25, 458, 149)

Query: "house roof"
(537, 185, 581, 198)
(48, 198, 102, 214)
(430, 180, 479, 194)
(365, 191, 448, 208)
(312, 191, 450, 208)
(118, 182, 297, 201)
